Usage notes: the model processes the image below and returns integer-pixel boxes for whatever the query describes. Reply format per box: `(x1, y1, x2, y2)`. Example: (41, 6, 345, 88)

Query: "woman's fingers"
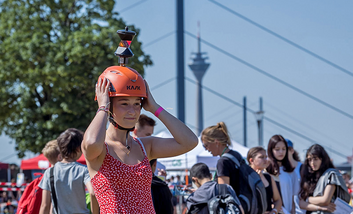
(105, 79, 110, 92)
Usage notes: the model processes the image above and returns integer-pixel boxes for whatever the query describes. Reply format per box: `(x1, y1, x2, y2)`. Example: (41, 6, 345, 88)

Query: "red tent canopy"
(0, 162, 9, 169)
(20, 154, 86, 170)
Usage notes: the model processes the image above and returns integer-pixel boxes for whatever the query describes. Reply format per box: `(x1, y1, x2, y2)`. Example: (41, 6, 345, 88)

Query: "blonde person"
(247, 147, 282, 214)
(201, 122, 245, 213)
(42, 140, 61, 166)
(82, 66, 198, 213)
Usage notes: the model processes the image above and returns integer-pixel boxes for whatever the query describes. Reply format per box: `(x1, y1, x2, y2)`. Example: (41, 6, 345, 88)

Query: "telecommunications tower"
(188, 23, 210, 135)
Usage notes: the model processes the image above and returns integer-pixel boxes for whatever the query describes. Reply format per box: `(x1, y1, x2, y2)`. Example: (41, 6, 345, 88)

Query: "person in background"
(286, 138, 306, 214)
(266, 134, 297, 213)
(132, 114, 155, 138)
(186, 163, 243, 214)
(39, 128, 98, 214)
(201, 122, 245, 213)
(150, 159, 174, 214)
(133, 114, 173, 214)
(247, 147, 282, 214)
(17, 140, 61, 214)
(299, 144, 351, 213)
(286, 139, 302, 181)
(42, 140, 61, 166)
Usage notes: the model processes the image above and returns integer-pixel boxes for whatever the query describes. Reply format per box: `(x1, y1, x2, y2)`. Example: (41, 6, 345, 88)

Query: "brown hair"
(247, 146, 266, 164)
(266, 134, 294, 176)
(201, 122, 231, 146)
(137, 114, 156, 128)
(57, 128, 83, 160)
(288, 147, 301, 162)
(42, 140, 60, 164)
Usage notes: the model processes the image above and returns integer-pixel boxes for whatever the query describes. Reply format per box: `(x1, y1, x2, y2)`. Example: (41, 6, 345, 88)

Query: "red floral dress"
(91, 138, 155, 214)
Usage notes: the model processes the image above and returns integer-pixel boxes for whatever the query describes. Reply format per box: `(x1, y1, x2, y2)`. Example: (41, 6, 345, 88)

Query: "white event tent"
(155, 131, 249, 171)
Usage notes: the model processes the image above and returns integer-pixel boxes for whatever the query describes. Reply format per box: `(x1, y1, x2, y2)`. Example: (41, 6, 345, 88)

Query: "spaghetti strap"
(134, 138, 147, 156)
(104, 142, 109, 153)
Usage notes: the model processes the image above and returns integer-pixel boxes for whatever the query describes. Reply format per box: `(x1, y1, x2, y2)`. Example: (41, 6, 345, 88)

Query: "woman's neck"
(220, 146, 230, 156)
(277, 161, 282, 167)
(107, 125, 130, 142)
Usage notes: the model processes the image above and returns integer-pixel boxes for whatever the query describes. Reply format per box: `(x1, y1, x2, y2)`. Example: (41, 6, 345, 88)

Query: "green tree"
(0, 0, 152, 157)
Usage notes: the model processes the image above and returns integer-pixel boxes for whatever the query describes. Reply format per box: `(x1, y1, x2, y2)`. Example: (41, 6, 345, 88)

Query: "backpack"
(16, 173, 43, 214)
(221, 153, 267, 214)
(208, 184, 241, 214)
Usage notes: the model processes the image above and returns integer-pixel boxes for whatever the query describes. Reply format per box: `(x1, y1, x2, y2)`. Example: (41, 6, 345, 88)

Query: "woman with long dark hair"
(266, 134, 297, 213)
(299, 144, 351, 213)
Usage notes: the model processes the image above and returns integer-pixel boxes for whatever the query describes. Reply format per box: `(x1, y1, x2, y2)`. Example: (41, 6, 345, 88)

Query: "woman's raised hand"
(142, 80, 159, 113)
(96, 77, 110, 108)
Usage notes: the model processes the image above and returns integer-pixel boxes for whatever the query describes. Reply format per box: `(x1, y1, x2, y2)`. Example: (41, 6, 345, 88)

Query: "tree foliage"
(0, 0, 152, 157)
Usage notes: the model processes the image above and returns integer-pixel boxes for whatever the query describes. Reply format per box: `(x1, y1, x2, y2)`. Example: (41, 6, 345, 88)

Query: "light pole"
(254, 111, 264, 146)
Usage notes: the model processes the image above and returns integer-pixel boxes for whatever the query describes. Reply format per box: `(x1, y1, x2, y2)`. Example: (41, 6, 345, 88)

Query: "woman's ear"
(249, 158, 253, 165)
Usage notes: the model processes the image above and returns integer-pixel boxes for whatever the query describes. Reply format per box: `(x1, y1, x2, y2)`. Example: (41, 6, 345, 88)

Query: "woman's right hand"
(320, 203, 336, 212)
(96, 77, 110, 108)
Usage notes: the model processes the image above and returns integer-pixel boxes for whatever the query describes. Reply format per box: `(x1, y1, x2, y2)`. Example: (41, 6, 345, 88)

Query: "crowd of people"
(1, 61, 353, 214)
(184, 122, 353, 214)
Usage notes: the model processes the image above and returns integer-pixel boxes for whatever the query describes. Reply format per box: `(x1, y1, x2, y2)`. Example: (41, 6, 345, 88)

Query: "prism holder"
(115, 26, 136, 66)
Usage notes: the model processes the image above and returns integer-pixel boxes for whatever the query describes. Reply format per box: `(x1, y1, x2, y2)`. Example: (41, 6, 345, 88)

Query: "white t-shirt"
(279, 166, 299, 212)
(293, 162, 307, 214)
(39, 162, 90, 214)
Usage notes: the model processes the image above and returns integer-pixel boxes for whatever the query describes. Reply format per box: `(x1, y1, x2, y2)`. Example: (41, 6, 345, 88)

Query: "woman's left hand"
(142, 80, 159, 113)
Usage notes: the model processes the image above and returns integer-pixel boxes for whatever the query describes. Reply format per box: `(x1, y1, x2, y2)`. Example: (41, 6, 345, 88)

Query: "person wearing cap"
(286, 139, 302, 181)
(82, 66, 198, 214)
(286, 138, 306, 214)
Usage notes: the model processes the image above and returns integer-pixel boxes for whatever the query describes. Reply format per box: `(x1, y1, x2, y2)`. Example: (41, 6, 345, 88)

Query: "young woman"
(82, 66, 198, 214)
(299, 144, 351, 213)
(247, 147, 282, 214)
(201, 122, 245, 214)
(266, 134, 297, 213)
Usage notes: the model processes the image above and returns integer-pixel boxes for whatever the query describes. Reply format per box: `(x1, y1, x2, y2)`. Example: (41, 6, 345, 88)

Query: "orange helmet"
(95, 66, 146, 100)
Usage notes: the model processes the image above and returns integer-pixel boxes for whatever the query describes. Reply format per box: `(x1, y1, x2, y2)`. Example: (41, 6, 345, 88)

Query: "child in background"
(186, 163, 243, 214)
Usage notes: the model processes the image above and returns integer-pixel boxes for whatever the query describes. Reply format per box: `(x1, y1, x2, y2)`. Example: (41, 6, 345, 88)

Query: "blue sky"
(2, 0, 352, 165)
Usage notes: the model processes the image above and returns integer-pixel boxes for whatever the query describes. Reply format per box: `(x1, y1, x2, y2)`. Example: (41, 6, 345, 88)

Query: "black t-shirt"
(151, 175, 174, 214)
(215, 150, 242, 194)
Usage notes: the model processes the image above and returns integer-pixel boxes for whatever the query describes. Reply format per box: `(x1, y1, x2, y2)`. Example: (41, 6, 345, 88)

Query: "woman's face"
(272, 141, 287, 161)
(251, 150, 269, 170)
(307, 155, 322, 171)
(202, 139, 220, 157)
(111, 96, 141, 128)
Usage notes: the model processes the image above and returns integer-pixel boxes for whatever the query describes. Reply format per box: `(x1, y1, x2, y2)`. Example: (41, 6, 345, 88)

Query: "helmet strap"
(108, 115, 135, 131)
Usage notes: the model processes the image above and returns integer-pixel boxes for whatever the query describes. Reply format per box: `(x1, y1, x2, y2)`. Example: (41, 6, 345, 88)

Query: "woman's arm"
(82, 78, 110, 161)
(39, 189, 52, 214)
(299, 199, 336, 212)
(308, 184, 336, 206)
(271, 176, 282, 213)
(142, 81, 198, 159)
